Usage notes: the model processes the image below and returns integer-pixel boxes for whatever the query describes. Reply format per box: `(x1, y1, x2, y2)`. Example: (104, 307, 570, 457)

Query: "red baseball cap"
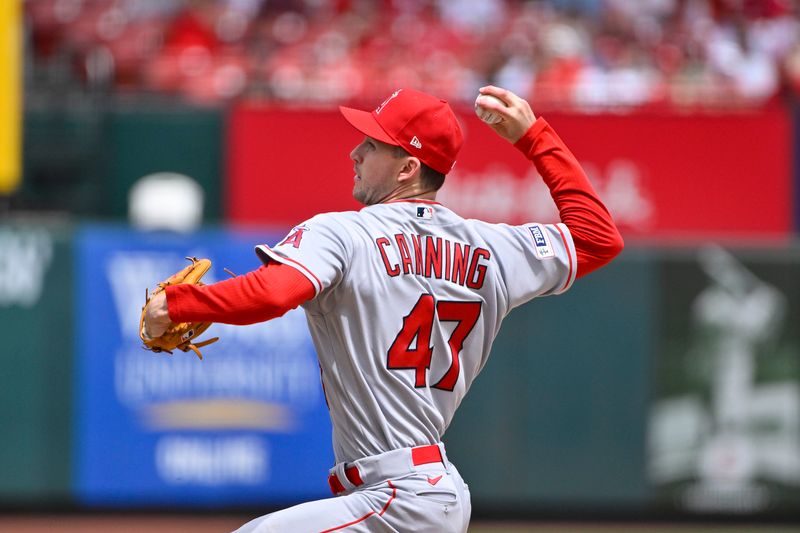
(339, 89, 463, 175)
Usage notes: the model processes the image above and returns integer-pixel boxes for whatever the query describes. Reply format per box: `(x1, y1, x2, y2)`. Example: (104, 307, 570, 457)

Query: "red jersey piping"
(256, 244, 323, 295)
(384, 199, 442, 205)
(555, 224, 575, 293)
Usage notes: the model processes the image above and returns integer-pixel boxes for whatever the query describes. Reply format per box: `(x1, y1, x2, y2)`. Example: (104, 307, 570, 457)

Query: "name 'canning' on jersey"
(375, 233, 491, 289)
(255, 200, 577, 463)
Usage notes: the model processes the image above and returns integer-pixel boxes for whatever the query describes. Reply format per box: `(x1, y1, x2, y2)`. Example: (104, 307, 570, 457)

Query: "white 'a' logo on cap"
(410, 136, 422, 149)
(376, 89, 402, 114)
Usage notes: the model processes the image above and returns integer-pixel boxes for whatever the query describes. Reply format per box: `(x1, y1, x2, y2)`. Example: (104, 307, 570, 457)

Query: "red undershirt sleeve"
(514, 118, 624, 277)
(165, 262, 316, 325)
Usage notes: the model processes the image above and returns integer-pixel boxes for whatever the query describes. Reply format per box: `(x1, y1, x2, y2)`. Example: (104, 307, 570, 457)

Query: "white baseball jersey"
(256, 199, 576, 464)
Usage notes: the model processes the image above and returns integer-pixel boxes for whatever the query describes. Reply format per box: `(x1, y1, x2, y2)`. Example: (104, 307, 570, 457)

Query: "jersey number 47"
(387, 294, 482, 391)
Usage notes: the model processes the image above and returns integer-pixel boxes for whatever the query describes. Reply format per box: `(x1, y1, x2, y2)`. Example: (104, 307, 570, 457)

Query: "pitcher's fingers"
(479, 85, 522, 108)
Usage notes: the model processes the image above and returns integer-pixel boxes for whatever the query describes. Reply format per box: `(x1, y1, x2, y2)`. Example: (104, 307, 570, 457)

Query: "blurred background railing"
(1, 0, 800, 524)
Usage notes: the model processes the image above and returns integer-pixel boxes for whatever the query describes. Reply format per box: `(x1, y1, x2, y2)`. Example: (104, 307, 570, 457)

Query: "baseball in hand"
(474, 94, 506, 124)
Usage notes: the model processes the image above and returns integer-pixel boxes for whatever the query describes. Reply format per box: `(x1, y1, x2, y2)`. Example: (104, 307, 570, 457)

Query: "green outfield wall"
(0, 220, 73, 503)
(18, 106, 224, 221)
(106, 108, 224, 221)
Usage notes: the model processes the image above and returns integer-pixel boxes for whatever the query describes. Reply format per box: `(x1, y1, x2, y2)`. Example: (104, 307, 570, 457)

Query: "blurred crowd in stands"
(25, 0, 800, 108)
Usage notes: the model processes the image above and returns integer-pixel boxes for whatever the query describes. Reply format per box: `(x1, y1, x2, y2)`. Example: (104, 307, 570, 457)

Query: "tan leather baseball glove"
(139, 256, 219, 360)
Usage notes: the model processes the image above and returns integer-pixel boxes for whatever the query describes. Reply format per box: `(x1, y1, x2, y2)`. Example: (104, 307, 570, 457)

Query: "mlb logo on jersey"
(528, 224, 555, 259)
(416, 206, 434, 220)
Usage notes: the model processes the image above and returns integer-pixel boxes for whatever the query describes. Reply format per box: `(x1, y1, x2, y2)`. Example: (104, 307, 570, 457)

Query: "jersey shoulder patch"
(527, 224, 555, 259)
(278, 225, 309, 249)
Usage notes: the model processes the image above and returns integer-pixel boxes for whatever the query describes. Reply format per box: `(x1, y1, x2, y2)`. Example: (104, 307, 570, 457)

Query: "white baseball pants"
(233, 443, 471, 533)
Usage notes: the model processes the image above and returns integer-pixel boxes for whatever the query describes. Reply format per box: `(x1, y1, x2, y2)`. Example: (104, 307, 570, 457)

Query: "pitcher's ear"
(397, 156, 421, 183)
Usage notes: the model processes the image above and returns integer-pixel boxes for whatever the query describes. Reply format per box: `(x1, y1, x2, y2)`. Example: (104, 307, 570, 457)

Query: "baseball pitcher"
(142, 86, 624, 532)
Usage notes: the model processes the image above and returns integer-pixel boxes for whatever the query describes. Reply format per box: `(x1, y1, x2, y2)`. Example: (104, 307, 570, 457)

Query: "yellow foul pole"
(0, 0, 21, 195)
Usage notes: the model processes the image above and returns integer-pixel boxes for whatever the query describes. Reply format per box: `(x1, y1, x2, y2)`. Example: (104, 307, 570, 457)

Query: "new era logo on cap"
(339, 88, 463, 175)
